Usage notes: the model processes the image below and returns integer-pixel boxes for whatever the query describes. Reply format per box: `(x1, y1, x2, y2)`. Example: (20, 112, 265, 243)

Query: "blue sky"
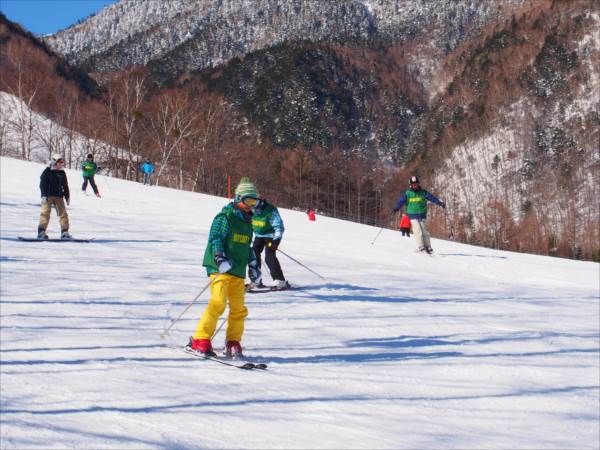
(1, 0, 117, 36)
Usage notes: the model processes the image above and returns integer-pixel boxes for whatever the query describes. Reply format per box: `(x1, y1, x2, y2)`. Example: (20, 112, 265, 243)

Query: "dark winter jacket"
(40, 167, 70, 201)
(393, 188, 443, 219)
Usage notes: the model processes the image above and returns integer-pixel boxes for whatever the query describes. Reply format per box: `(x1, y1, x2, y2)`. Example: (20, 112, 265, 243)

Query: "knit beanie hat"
(50, 153, 64, 168)
(235, 177, 259, 201)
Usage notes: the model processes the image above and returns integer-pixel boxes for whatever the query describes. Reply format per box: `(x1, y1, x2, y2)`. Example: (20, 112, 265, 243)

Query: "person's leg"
(193, 274, 228, 340)
(225, 276, 248, 343)
(38, 199, 52, 234)
(82, 177, 89, 192)
(252, 237, 266, 271)
(410, 218, 425, 250)
(89, 175, 99, 195)
(265, 243, 285, 281)
(420, 219, 432, 249)
(54, 197, 70, 233)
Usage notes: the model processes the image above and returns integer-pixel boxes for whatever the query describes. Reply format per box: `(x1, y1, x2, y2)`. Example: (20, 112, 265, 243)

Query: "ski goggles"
(241, 196, 259, 207)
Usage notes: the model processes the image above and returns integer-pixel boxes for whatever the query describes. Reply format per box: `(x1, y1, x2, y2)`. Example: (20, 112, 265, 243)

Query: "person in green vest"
(81, 154, 101, 197)
(187, 177, 261, 358)
(392, 175, 446, 254)
(249, 198, 288, 290)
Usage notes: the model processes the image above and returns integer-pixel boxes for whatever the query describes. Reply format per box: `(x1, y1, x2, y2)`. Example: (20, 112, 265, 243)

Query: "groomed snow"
(1, 156, 598, 449)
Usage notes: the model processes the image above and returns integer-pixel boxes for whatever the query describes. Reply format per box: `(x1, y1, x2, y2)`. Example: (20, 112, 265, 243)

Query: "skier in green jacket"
(81, 154, 101, 197)
(393, 175, 446, 254)
(187, 177, 261, 358)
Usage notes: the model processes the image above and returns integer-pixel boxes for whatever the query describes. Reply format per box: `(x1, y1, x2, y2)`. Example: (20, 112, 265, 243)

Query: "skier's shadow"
(250, 351, 463, 364)
(90, 239, 175, 243)
(0, 201, 39, 208)
(0, 237, 174, 243)
(300, 283, 378, 291)
(438, 253, 508, 259)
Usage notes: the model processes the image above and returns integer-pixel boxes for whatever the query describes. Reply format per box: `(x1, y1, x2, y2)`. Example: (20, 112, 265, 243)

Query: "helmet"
(86, 153, 93, 160)
(50, 154, 64, 165)
(409, 175, 420, 185)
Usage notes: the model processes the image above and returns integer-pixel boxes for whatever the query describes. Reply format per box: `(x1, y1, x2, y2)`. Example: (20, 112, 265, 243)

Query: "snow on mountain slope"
(45, 0, 518, 84)
(0, 92, 109, 166)
(1, 156, 598, 449)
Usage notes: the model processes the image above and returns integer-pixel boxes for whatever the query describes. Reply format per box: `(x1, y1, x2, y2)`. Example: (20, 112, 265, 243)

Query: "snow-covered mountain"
(1, 156, 598, 448)
(0, 92, 127, 173)
(45, 0, 521, 86)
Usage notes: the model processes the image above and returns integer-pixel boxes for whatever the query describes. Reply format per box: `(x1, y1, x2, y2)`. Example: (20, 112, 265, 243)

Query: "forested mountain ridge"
(45, 0, 522, 89)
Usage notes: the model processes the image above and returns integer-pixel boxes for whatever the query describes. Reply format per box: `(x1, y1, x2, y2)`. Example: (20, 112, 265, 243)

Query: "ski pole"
(370, 226, 385, 245)
(160, 278, 212, 339)
(371, 212, 395, 245)
(276, 248, 326, 280)
(99, 169, 113, 195)
(211, 318, 227, 341)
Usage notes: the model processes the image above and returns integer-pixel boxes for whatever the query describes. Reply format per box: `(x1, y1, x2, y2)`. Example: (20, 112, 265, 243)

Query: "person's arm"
(40, 169, 49, 197)
(247, 241, 261, 282)
(63, 172, 70, 203)
(269, 209, 284, 241)
(393, 192, 407, 212)
(424, 190, 444, 207)
(208, 214, 229, 257)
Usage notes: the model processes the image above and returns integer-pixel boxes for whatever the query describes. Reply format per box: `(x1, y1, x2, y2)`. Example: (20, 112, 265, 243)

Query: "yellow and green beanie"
(235, 177, 259, 201)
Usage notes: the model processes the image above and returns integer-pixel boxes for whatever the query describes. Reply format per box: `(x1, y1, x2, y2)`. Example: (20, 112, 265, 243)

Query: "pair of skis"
(245, 282, 296, 294)
(183, 346, 267, 370)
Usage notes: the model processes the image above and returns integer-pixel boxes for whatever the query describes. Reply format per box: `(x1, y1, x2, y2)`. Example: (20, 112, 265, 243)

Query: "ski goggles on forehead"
(241, 196, 258, 207)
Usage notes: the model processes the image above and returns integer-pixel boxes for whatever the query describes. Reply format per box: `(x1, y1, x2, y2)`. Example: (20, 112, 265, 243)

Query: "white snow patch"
(1, 156, 598, 449)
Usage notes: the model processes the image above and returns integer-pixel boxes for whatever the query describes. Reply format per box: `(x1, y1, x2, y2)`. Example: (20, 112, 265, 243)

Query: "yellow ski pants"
(193, 273, 248, 342)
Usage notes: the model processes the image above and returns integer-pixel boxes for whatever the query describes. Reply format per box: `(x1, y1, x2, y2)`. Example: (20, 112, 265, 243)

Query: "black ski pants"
(252, 237, 285, 281)
(82, 175, 99, 194)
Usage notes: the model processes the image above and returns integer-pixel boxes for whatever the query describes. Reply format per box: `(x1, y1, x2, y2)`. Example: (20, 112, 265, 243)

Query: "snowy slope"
(1, 156, 598, 449)
(0, 92, 113, 167)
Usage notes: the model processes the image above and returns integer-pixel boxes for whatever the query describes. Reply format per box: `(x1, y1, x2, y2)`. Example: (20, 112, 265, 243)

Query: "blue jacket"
(141, 162, 155, 174)
(394, 189, 444, 219)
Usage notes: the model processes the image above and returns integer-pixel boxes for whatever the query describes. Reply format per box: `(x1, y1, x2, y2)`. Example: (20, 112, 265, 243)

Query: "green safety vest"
(82, 161, 97, 177)
(405, 189, 428, 215)
(251, 202, 276, 235)
(203, 204, 253, 278)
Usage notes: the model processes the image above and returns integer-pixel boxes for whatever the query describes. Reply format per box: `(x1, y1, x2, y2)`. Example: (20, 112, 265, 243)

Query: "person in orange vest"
(399, 213, 411, 237)
(307, 208, 316, 221)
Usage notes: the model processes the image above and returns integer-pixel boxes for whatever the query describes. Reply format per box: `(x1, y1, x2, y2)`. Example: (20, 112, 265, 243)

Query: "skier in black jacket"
(38, 154, 71, 239)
